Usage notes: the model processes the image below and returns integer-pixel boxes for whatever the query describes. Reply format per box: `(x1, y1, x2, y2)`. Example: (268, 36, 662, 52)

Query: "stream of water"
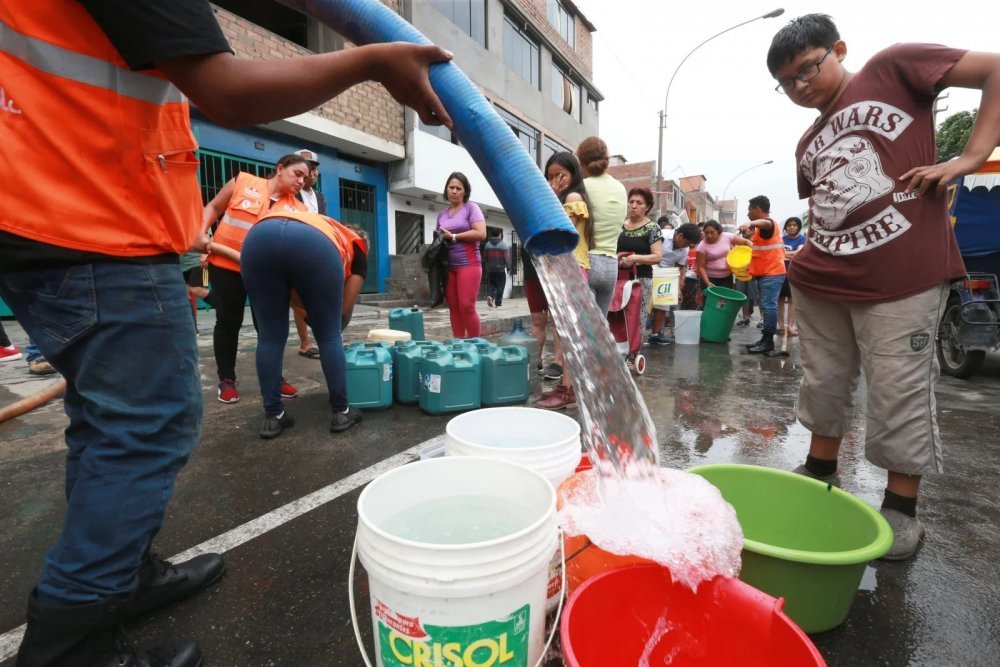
(535, 252, 659, 480)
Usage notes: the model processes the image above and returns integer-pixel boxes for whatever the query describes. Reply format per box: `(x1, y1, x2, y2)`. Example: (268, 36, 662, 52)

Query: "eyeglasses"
(774, 46, 834, 94)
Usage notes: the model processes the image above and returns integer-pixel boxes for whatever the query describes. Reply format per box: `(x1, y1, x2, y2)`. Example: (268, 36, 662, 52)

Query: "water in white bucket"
(381, 495, 539, 545)
(356, 457, 557, 667)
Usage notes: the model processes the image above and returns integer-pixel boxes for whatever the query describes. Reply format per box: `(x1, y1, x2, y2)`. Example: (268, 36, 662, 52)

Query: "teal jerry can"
(419, 349, 481, 414)
(345, 343, 393, 409)
(394, 341, 441, 404)
(443, 337, 490, 346)
(388, 307, 425, 341)
(481, 345, 529, 406)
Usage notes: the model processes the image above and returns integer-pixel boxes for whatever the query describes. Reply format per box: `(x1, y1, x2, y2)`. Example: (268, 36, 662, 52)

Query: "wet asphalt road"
(1, 312, 999, 666)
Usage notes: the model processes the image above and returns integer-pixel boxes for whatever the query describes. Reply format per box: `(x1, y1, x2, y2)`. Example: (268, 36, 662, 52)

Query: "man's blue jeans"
(0, 262, 202, 604)
(25, 338, 43, 364)
(756, 275, 786, 336)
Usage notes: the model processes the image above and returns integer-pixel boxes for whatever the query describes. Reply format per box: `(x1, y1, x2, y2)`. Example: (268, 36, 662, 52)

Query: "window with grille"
(196, 150, 273, 205)
(196, 150, 325, 205)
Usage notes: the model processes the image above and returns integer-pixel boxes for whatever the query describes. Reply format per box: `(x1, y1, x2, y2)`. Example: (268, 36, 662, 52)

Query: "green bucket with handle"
(689, 464, 893, 633)
(700, 286, 748, 343)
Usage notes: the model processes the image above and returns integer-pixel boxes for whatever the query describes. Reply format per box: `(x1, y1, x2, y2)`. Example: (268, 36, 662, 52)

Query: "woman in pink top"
(436, 172, 487, 338)
(696, 220, 751, 291)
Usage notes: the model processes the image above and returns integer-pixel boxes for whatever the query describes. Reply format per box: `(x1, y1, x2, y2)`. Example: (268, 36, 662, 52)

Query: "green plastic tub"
(700, 286, 748, 343)
(689, 464, 892, 633)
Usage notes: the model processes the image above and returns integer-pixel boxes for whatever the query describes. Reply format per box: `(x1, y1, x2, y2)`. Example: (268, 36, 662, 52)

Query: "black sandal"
(298, 347, 320, 359)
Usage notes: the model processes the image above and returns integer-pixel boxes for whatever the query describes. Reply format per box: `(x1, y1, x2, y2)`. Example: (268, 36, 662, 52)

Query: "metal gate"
(196, 149, 324, 205)
(339, 179, 378, 293)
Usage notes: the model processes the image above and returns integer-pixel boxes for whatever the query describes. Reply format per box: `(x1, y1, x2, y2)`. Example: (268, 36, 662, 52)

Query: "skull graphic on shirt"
(810, 135, 894, 231)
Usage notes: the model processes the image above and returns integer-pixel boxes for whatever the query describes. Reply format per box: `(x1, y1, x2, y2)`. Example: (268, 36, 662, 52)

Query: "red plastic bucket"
(561, 564, 825, 666)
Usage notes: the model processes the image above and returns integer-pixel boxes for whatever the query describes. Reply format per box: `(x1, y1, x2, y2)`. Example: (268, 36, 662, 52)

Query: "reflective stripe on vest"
(220, 214, 253, 231)
(0, 5, 201, 257)
(209, 173, 306, 272)
(749, 222, 786, 277)
(0, 19, 184, 105)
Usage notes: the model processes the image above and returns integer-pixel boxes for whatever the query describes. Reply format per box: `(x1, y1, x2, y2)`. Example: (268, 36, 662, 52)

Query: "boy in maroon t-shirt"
(767, 15, 1000, 560)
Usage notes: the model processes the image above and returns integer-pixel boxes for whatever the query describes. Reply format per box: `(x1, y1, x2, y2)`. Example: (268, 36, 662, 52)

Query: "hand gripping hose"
(277, 0, 579, 255)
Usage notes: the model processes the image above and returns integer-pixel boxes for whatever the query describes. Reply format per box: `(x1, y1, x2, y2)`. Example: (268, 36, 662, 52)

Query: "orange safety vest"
(0, 4, 202, 256)
(750, 220, 786, 277)
(258, 210, 368, 280)
(208, 173, 306, 273)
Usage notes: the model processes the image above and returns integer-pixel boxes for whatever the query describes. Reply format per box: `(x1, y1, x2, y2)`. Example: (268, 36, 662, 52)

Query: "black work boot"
(747, 335, 775, 354)
(16, 590, 202, 667)
(122, 550, 226, 620)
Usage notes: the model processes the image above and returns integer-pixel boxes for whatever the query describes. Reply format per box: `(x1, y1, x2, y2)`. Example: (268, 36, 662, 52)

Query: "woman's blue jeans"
(241, 218, 347, 416)
(0, 262, 202, 604)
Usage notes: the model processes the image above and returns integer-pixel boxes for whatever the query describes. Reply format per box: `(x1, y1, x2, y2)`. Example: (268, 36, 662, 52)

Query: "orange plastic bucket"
(556, 470, 655, 594)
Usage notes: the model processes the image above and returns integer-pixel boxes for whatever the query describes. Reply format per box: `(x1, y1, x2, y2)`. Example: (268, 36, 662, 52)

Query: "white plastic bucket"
(445, 407, 582, 488)
(356, 457, 558, 667)
(651, 267, 680, 309)
(674, 310, 702, 345)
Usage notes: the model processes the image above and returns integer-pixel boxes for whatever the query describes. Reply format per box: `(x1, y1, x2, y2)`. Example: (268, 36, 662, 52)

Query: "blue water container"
(419, 348, 481, 414)
(481, 345, 529, 406)
(394, 340, 441, 404)
(345, 343, 393, 409)
(443, 337, 490, 346)
(388, 307, 425, 341)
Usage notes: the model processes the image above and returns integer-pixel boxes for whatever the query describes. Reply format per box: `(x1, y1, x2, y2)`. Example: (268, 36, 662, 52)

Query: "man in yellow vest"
(0, 2, 452, 665)
(740, 195, 787, 354)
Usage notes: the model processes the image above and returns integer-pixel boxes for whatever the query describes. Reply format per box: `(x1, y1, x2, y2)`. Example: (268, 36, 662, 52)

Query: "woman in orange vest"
(201, 154, 309, 404)
(241, 210, 367, 438)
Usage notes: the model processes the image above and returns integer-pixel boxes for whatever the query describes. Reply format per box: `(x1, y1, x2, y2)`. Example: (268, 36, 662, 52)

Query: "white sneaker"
(879, 508, 925, 561)
(486, 296, 495, 308)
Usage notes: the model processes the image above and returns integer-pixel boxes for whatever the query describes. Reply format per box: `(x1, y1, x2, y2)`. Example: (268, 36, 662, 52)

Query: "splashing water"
(536, 252, 743, 590)
(638, 614, 674, 667)
(535, 253, 658, 478)
(559, 468, 743, 591)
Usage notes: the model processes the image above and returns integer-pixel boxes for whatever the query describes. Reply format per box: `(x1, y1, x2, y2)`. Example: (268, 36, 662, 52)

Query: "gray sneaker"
(879, 509, 925, 561)
(791, 463, 841, 488)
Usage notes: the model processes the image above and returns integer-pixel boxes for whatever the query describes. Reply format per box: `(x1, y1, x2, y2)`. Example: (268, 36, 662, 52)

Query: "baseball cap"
(294, 149, 319, 164)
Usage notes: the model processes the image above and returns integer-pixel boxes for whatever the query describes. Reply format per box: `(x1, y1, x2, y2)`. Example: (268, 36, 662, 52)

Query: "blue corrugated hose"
(277, 0, 579, 256)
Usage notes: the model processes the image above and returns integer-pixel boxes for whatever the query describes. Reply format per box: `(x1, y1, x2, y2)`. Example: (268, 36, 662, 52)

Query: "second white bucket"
(445, 407, 582, 488)
(673, 310, 702, 345)
(356, 457, 557, 667)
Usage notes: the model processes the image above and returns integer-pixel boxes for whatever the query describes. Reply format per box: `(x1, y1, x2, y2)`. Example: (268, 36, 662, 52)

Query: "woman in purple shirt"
(436, 172, 487, 337)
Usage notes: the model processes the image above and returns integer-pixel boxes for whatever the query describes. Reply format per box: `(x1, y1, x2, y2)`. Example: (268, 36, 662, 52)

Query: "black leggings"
(207, 264, 257, 381)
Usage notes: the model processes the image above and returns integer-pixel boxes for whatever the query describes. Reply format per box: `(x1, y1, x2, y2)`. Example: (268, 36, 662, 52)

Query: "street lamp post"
(655, 8, 784, 216)
(720, 159, 773, 228)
